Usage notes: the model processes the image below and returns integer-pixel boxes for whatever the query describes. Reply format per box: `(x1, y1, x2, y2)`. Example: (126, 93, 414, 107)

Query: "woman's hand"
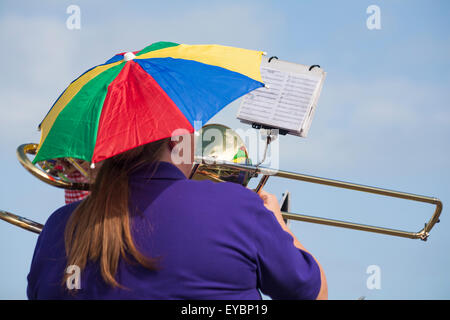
(257, 190, 285, 227)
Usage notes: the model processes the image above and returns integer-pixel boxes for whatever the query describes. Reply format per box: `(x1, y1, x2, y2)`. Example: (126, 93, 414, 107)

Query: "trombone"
(0, 124, 443, 240)
(190, 158, 442, 241)
(0, 209, 43, 234)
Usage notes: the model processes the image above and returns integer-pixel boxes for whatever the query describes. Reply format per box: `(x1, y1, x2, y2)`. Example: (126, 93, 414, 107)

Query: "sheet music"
(237, 59, 325, 136)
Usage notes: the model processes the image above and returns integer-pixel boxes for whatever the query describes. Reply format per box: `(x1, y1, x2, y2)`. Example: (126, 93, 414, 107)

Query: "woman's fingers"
(258, 190, 281, 216)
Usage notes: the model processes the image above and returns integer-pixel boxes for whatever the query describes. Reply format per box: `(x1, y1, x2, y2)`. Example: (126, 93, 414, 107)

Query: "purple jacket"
(27, 161, 321, 299)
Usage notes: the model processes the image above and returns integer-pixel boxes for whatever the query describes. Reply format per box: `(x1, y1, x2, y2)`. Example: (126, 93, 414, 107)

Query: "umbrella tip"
(124, 52, 136, 62)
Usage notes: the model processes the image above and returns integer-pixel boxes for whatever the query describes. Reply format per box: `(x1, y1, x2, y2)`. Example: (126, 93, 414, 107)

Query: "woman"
(27, 133, 327, 299)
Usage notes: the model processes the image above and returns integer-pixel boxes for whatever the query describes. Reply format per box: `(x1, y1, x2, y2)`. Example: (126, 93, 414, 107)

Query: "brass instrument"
(0, 210, 43, 234)
(16, 143, 90, 190)
(191, 158, 442, 240)
(1, 124, 442, 241)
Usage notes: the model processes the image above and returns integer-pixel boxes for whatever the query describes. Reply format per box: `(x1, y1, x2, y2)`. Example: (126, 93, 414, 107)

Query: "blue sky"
(0, 0, 449, 299)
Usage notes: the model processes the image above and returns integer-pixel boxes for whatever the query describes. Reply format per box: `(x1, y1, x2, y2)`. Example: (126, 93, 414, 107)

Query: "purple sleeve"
(251, 200, 322, 300)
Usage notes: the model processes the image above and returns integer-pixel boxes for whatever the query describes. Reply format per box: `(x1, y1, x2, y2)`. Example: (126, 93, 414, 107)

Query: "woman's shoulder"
(42, 201, 81, 234)
(30, 201, 81, 262)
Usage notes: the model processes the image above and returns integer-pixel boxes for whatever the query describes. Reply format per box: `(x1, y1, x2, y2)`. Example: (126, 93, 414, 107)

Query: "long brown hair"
(64, 138, 170, 288)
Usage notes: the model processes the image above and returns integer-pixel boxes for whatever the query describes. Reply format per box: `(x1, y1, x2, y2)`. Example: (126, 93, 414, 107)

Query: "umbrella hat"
(34, 41, 265, 164)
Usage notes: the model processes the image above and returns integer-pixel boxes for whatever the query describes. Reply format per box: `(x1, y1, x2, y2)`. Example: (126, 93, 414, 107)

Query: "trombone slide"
(194, 157, 442, 241)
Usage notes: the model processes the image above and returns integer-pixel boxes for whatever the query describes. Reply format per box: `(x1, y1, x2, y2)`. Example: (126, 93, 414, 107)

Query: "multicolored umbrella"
(34, 41, 265, 164)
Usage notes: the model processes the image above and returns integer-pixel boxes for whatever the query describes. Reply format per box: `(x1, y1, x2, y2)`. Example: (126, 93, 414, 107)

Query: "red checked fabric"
(64, 171, 90, 204)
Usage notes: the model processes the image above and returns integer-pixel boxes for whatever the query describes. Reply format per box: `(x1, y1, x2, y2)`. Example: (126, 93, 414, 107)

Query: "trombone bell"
(190, 124, 255, 186)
